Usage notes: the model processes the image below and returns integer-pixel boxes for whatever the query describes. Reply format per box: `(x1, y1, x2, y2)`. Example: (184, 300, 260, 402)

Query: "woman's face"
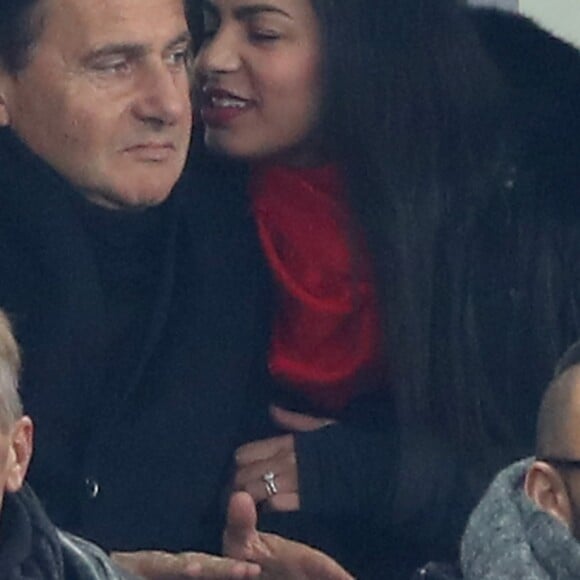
(194, 0, 323, 165)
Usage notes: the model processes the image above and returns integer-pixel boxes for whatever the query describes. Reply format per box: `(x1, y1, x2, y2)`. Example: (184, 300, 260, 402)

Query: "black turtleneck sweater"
(71, 196, 170, 417)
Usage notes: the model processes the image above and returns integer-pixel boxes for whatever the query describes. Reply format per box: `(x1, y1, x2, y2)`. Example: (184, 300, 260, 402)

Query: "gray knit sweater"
(461, 458, 580, 579)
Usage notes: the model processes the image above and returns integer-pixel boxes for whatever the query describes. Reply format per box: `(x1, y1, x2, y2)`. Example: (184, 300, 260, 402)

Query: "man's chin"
(84, 178, 178, 211)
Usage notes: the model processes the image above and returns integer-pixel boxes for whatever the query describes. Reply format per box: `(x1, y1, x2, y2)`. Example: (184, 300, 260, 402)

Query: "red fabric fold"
(250, 164, 383, 412)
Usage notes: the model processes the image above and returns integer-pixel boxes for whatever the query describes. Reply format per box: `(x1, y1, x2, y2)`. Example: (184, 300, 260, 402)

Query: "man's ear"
(525, 460, 572, 528)
(0, 68, 11, 127)
(5, 416, 33, 493)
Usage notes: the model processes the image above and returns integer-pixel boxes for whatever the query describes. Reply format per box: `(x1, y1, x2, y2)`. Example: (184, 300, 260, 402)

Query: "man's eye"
(93, 59, 131, 74)
(167, 49, 190, 67)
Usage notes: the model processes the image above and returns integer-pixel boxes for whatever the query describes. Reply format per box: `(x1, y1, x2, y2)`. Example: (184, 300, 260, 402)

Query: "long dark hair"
(308, 0, 510, 453)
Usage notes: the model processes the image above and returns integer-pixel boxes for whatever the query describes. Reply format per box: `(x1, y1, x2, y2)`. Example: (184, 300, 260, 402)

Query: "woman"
(189, 0, 525, 577)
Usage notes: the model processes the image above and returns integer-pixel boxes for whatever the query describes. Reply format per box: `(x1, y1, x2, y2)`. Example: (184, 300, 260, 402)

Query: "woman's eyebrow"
(200, 2, 292, 22)
(234, 4, 292, 20)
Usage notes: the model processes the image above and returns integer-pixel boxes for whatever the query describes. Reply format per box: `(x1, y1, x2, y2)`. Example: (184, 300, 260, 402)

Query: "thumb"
(270, 405, 336, 432)
(223, 492, 259, 560)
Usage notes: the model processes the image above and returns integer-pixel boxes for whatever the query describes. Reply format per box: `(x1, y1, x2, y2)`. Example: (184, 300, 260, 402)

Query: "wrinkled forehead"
(36, 0, 188, 52)
(555, 367, 580, 456)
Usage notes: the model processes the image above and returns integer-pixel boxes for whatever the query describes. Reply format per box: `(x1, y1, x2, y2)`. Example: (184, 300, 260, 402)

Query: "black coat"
(0, 128, 271, 553)
(0, 485, 134, 580)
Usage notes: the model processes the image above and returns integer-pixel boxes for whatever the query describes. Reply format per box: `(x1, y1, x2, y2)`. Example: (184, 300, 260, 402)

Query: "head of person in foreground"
(0, 311, 33, 514)
(525, 340, 580, 538)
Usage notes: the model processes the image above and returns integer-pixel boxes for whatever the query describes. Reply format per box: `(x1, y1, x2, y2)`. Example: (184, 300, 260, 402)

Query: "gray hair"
(0, 311, 23, 431)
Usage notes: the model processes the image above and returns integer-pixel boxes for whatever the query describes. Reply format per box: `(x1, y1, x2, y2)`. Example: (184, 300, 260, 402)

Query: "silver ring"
(262, 471, 278, 496)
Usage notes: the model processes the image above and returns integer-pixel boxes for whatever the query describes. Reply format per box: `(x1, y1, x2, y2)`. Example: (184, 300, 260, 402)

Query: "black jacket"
(0, 128, 271, 554)
(0, 485, 135, 580)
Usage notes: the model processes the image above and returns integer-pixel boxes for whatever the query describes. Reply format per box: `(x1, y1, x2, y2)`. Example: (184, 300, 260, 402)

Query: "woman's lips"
(200, 88, 253, 127)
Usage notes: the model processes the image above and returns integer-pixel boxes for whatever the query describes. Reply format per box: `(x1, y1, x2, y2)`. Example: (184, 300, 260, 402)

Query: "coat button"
(85, 477, 100, 499)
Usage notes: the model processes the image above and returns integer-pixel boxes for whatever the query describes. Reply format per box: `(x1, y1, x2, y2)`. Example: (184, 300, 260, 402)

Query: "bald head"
(526, 345, 580, 538)
(536, 347, 580, 459)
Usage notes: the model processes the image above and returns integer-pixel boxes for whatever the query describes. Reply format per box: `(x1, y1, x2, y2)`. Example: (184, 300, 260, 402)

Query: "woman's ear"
(525, 460, 572, 528)
(5, 416, 33, 493)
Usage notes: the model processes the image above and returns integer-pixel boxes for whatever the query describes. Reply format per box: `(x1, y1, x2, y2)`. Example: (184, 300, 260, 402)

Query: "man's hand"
(111, 549, 260, 579)
(233, 406, 335, 511)
(223, 492, 354, 580)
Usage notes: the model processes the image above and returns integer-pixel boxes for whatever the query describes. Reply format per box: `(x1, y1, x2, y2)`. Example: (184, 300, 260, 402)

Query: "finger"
(223, 492, 259, 561)
(114, 551, 261, 580)
(257, 536, 354, 580)
(224, 493, 276, 568)
(188, 558, 261, 579)
(270, 405, 336, 432)
(225, 492, 258, 544)
(235, 435, 294, 465)
(233, 460, 298, 504)
(111, 551, 202, 579)
(264, 491, 300, 512)
(234, 449, 296, 488)
(235, 468, 298, 504)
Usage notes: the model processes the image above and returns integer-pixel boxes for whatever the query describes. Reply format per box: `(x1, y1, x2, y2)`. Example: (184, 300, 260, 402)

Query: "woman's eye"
(249, 29, 281, 43)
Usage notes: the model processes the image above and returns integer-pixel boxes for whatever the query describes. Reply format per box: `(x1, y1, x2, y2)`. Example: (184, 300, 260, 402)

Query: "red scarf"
(250, 164, 383, 413)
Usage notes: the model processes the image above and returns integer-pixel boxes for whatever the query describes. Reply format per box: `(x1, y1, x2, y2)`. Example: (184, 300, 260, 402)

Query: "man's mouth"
(123, 142, 176, 162)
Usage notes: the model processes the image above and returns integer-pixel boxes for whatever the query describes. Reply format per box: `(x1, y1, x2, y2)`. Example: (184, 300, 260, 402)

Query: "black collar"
(0, 486, 64, 580)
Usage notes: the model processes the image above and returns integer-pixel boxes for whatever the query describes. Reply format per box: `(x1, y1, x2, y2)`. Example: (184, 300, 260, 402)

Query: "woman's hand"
(111, 550, 260, 579)
(223, 492, 354, 580)
(233, 406, 335, 511)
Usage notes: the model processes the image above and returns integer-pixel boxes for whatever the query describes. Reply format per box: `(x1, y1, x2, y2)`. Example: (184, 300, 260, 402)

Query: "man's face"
(0, 0, 192, 210)
(559, 377, 580, 539)
(0, 417, 33, 514)
(542, 372, 580, 540)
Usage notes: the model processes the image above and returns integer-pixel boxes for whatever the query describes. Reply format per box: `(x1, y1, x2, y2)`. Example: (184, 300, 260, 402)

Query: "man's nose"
(133, 61, 191, 127)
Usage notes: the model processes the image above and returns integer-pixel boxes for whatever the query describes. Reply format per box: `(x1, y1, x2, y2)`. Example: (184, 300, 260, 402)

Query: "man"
(0, 309, 137, 579)
(461, 341, 580, 578)
(0, 0, 269, 559)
